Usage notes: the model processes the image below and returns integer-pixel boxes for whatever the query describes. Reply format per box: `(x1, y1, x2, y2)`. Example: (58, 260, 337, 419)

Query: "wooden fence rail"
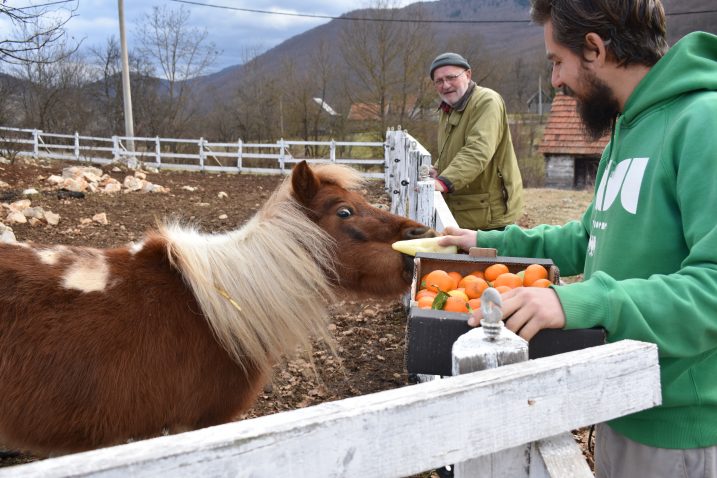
(0, 340, 660, 478)
(0, 126, 386, 178)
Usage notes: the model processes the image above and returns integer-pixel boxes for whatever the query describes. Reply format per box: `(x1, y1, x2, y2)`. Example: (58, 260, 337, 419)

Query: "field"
(0, 158, 593, 473)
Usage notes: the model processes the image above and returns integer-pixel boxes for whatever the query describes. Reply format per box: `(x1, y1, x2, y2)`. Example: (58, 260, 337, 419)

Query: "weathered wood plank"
(416, 179, 435, 229)
(530, 432, 594, 478)
(453, 327, 531, 478)
(434, 191, 458, 231)
(0, 341, 660, 478)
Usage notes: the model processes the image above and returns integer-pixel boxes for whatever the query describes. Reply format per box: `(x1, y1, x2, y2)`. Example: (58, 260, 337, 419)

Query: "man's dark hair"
(530, 0, 668, 67)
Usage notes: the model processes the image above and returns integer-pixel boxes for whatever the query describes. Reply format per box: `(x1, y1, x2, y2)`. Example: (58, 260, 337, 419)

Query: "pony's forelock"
(294, 162, 366, 192)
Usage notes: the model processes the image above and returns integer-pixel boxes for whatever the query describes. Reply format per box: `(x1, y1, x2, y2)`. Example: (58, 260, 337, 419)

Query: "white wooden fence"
(0, 339, 660, 478)
(0, 126, 386, 178)
(0, 127, 663, 477)
(384, 128, 458, 231)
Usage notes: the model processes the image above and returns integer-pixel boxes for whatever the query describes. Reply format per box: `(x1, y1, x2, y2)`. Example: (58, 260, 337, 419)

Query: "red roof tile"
(539, 93, 610, 155)
(348, 103, 383, 121)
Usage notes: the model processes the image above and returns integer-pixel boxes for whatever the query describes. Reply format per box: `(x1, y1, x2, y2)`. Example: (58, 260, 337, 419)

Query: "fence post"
(74, 132, 80, 160)
(198, 137, 206, 171)
(237, 139, 242, 172)
(408, 140, 432, 224)
(452, 327, 530, 478)
(330, 139, 336, 163)
(384, 128, 393, 193)
(112, 136, 120, 161)
(389, 129, 408, 216)
(278, 138, 285, 174)
(416, 167, 435, 228)
(155, 136, 161, 168)
(31, 129, 40, 158)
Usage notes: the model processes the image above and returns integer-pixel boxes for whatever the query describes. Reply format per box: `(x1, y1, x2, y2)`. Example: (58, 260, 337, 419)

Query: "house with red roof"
(539, 93, 610, 189)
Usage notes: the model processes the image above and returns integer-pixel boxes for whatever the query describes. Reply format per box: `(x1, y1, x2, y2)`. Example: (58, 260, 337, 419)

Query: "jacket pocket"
(446, 193, 491, 229)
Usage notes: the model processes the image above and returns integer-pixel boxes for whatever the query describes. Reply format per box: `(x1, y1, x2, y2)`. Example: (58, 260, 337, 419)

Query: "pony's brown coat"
(0, 161, 433, 455)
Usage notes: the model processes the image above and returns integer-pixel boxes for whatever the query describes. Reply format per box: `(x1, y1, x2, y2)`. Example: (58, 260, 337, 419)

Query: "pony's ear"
(291, 160, 321, 206)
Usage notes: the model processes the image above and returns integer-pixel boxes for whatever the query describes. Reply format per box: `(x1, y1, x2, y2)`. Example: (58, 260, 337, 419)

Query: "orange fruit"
(419, 273, 429, 289)
(529, 278, 553, 288)
(493, 272, 523, 289)
(417, 296, 434, 309)
(484, 263, 509, 282)
(458, 274, 478, 289)
(423, 269, 454, 293)
(443, 296, 468, 313)
(415, 288, 437, 301)
(463, 277, 489, 299)
(495, 285, 512, 294)
(468, 270, 485, 280)
(467, 298, 481, 311)
(448, 289, 469, 302)
(523, 264, 549, 286)
(447, 271, 462, 290)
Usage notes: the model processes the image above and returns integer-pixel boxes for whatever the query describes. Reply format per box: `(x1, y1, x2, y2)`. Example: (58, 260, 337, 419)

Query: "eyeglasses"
(433, 70, 468, 87)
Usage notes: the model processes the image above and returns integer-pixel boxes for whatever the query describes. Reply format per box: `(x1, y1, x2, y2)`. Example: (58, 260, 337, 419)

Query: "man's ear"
(583, 32, 607, 64)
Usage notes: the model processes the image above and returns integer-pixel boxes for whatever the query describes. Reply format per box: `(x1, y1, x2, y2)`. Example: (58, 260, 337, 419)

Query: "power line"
(168, 0, 532, 24)
(4, 0, 76, 12)
(168, 0, 717, 24)
(668, 9, 717, 16)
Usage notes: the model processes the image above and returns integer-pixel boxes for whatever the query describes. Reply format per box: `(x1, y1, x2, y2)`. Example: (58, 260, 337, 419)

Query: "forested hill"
(200, 0, 716, 94)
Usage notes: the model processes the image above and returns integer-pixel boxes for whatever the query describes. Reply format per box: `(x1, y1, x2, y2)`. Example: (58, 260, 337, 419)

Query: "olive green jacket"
(435, 84, 523, 230)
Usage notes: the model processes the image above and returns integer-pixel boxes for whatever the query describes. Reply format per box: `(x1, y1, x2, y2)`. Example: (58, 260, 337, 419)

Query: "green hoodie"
(478, 31, 717, 449)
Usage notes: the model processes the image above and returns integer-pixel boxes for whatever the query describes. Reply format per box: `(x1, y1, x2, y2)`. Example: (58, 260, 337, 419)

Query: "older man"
(429, 52, 523, 231)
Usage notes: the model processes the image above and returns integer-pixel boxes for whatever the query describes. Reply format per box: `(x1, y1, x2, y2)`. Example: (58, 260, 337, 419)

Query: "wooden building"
(539, 93, 610, 189)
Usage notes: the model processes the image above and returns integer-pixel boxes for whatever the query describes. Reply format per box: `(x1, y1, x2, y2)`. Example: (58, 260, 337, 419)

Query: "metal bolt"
(480, 288, 504, 341)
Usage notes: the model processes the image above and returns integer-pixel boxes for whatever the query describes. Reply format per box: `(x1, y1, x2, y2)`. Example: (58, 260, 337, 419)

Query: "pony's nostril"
(403, 226, 435, 240)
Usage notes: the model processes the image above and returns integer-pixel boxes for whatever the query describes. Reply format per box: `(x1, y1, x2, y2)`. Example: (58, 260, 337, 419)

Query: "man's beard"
(566, 67, 620, 141)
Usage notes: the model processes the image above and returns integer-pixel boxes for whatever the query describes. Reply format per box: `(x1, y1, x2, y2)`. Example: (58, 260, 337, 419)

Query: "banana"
(391, 236, 458, 256)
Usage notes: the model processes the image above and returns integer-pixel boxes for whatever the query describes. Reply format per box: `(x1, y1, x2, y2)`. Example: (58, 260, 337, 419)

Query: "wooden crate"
(406, 249, 605, 376)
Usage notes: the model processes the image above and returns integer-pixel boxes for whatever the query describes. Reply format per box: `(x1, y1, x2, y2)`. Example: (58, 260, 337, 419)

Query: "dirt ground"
(0, 158, 594, 473)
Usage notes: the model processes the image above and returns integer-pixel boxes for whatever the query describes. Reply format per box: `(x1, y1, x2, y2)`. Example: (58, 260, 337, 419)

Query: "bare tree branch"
(1, 0, 80, 65)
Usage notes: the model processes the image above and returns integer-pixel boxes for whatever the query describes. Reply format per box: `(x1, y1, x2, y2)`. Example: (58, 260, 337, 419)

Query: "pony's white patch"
(36, 246, 67, 265)
(61, 251, 109, 293)
(129, 241, 145, 255)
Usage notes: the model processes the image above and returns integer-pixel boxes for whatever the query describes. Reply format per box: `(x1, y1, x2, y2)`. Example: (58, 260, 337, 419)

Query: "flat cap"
(429, 52, 471, 79)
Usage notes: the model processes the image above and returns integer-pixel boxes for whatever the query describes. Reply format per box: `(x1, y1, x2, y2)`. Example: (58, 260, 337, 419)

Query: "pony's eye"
(337, 207, 353, 218)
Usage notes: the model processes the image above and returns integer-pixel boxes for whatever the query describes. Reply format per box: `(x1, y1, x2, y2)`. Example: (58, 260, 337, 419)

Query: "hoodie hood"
(623, 31, 717, 124)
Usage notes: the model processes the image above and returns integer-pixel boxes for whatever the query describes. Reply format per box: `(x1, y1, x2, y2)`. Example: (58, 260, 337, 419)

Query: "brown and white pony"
(0, 160, 433, 456)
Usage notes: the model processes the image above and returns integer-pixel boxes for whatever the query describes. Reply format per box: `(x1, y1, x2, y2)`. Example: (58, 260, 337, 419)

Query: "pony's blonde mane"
(161, 165, 361, 376)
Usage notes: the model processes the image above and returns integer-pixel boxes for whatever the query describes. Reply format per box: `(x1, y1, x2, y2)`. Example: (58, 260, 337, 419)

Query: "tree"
(135, 5, 218, 138)
(10, 18, 89, 132)
(87, 36, 161, 137)
(339, 0, 436, 137)
(0, 0, 79, 66)
(274, 39, 338, 153)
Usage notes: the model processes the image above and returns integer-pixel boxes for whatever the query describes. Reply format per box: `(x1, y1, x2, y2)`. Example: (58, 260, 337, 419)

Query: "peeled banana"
(391, 236, 458, 256)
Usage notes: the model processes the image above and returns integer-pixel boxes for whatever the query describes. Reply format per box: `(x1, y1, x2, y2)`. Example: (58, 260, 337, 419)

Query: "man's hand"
(437, 226, 477, 252)
(468, 287, 566, 341)
(433, 179, 446, 192)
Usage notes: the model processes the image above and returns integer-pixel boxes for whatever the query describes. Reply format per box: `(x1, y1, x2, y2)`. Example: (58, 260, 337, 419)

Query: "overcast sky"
(3, 0, 418, 74)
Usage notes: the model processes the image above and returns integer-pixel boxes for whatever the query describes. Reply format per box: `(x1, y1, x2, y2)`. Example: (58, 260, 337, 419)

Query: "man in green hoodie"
(439, 0, 717, 476)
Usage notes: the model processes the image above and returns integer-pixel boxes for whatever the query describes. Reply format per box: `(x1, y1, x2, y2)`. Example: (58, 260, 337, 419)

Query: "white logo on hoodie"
(587, 157, 649, 256)
(595, 157, 649, 213)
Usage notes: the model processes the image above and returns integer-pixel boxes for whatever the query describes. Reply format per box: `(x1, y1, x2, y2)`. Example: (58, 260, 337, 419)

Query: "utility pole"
(538, 75, 543, 117)
(118, 0, 136, 168)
